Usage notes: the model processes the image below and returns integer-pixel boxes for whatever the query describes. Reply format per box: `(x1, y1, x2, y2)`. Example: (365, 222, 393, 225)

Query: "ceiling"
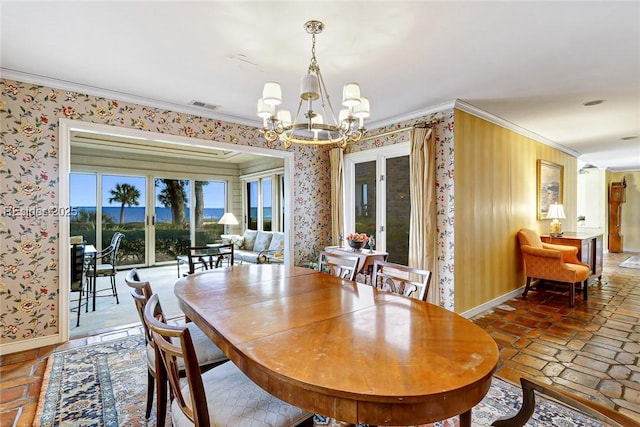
(2, 1, 639, 171)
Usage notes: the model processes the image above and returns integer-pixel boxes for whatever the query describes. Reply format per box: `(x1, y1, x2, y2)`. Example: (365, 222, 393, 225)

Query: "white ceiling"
(2, 1, 639, 171)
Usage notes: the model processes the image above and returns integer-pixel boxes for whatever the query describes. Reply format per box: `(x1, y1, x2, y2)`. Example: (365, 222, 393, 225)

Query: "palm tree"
(157, 179, 188, 226)
(71, 208, 116, 230)
(109, 183, 140, 224)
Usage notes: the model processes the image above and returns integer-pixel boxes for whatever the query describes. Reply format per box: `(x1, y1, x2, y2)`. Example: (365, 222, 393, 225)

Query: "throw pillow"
(253, 231, 274, 252)
(242, 229, 258, 251)
(221, 234, 244, 250)
(268, 232, 285, 252)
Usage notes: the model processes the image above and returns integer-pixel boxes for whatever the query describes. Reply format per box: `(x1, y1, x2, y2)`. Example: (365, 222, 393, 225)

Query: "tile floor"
(1, 251, 639, 426)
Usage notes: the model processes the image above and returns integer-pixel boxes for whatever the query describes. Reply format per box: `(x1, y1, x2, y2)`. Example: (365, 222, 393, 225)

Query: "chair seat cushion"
(90, 263, 114, 276)
(171, 361, 311, 427)
(146, 322, 227, 371)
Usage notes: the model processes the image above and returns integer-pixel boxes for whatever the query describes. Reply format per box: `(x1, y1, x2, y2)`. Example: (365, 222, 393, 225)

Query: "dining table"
(174, 264, 499, 426)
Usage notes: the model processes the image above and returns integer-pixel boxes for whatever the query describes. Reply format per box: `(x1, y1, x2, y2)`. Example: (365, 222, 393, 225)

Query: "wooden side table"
(540, 232, 603, 281)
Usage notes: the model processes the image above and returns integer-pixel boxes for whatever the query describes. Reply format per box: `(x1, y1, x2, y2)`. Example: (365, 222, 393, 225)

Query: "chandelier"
(257, 20, 370, 149)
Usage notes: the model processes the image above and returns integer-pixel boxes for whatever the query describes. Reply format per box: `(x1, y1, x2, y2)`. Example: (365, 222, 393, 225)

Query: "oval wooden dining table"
(174, 264, 499, 426)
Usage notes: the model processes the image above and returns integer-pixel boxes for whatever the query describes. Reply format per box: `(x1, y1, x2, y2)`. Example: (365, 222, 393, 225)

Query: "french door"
(344, 143, 410, 264)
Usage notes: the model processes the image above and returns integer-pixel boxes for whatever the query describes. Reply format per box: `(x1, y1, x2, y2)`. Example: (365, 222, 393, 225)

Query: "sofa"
(221, 230, 284, 264)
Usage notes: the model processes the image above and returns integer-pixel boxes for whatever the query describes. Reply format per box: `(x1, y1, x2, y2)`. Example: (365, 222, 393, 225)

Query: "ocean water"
(74, 207, 270, 223)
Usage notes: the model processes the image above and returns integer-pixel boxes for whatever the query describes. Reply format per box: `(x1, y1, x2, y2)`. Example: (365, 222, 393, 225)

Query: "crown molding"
(0, 68, 258, 127)
(367, 100, 456, 130)
(454, 99, 582, 158)
(0, 69, 594, 160)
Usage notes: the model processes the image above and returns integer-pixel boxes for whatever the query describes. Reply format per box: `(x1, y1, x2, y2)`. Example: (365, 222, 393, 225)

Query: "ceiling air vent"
(189, 100, 221, 111)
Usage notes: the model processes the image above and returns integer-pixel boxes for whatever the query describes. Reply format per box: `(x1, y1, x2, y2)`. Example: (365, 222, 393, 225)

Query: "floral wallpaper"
(0, 78, 332, 344)
(347, 112, 456, 311)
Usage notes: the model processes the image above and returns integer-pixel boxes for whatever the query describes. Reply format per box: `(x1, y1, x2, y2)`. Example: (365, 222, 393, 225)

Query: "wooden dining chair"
(124, 268, 228, 425)
(317, 250, 360, 281)
(371, 260, 432, 301)
(492, 376, 640, 427)
(143, 293, 313, 427)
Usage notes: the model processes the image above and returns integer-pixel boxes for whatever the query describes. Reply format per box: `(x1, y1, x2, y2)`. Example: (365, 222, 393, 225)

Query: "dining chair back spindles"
(371, 260, 432, 301)
(317, 251, 360, 281)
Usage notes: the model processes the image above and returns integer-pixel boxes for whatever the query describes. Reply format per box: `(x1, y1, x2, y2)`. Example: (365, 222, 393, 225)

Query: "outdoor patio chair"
(69, 242, 89, 327)
(87, 232, 124, 310)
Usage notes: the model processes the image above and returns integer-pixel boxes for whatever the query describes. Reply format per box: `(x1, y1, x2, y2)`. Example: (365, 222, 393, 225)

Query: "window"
(242, 170, 283, 232)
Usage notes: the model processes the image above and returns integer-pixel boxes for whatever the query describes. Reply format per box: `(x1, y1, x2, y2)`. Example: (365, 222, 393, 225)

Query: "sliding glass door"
(154, 178, 189, 263)
(70, 173, 147, 267)
(71, 172, 227, 267)
(193, 180, 225, 245)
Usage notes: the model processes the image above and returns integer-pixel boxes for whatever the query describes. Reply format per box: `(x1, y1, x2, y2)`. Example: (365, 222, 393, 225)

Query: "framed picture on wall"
(537, 160, 564, 220)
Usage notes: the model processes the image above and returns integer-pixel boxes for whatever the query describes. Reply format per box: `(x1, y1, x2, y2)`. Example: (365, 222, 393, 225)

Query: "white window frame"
(344, 142, 410, 253)
(240, 168, 284, 232)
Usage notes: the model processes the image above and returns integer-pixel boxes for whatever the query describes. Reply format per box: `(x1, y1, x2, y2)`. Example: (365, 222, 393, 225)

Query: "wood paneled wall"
(453, 110, 577, 313)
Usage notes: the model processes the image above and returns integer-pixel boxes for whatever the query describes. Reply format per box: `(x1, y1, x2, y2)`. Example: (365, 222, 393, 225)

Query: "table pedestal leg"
(460, 409, 472, 427)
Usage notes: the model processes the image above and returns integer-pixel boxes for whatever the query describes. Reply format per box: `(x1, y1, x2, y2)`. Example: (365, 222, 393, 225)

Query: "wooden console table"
(541, 232, 603, 281)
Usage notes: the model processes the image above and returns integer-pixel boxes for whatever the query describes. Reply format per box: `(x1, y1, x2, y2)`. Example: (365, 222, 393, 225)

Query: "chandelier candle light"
(257, 20, 370, 148)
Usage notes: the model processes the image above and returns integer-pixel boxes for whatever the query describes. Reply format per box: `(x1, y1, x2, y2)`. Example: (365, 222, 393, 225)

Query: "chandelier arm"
(315, 67, 339, 126)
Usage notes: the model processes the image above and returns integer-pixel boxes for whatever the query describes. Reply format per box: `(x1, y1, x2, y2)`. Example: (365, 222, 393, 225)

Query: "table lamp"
(218, 212, 239, 234)
(546, 204, 566, 237)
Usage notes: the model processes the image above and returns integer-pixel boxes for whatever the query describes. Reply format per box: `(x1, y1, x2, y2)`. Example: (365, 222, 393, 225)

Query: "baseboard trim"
(1, 334, 62, 356)
(461, 286, 525, 319)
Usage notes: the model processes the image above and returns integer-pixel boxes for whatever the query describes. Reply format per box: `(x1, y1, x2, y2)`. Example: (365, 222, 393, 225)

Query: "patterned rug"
(35, 335, 605, 426)
(619, 256, 640, 269)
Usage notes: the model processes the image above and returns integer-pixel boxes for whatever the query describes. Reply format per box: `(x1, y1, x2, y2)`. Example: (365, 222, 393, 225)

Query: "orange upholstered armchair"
(517, 228, 591, 307)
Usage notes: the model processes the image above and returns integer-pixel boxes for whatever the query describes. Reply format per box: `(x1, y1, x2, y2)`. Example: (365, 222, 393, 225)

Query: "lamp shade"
(300, 74, 320, 101)
(218, 212, 239, 225)
(353, 97, 370, 119)
(546, 204, 566, 219)
(262, 82, 282, 105)
(342, 82, 361, 107)
(277, 110, 292, 127)
(257, 98, 274, 119)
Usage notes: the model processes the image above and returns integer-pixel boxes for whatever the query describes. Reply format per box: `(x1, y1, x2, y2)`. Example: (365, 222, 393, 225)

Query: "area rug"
(36, 335, 605, 427)
(619, 256, 640, 269)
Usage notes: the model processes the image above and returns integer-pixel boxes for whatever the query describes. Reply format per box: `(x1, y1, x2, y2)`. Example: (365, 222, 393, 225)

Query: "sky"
(70, 173, 226, 208)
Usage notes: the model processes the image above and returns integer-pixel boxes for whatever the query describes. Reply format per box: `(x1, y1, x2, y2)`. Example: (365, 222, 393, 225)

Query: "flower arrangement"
(346, 233, 369, 243)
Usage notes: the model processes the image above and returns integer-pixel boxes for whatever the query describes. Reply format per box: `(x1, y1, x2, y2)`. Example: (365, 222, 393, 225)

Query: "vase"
(348, 240, 365, 251)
